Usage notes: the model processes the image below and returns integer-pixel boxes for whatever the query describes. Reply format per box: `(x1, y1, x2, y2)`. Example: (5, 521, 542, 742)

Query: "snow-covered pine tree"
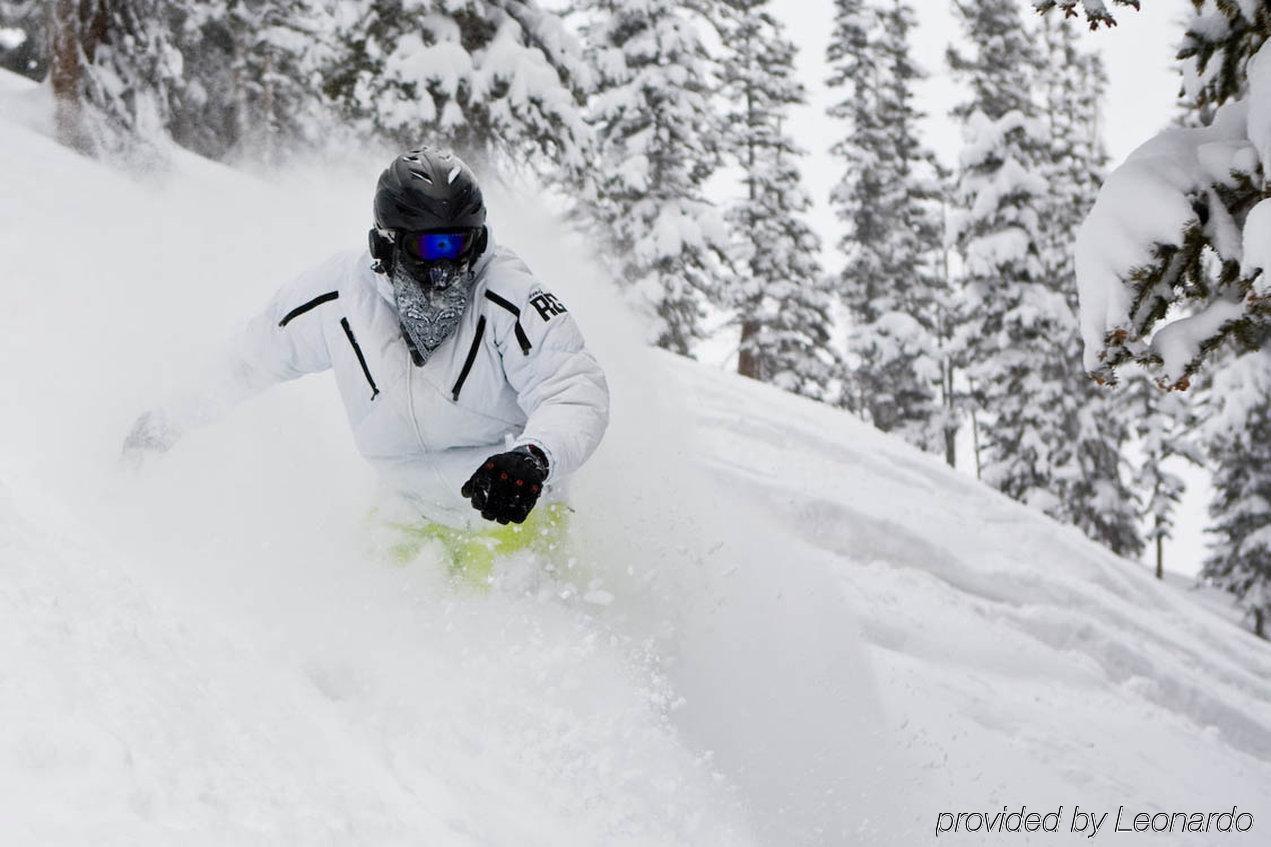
(167, 1, 336, 163)
(932, 162, 967, 468)
(167, 4, 240, 159)
(48, 0, 184, 158)
(875, 0, 952, 452)
(827, 0, 885, 417)
(575, 0, 728, 355)
(948, 1, 1069, 511)
(1040, 20, 1105, 253)
(720, 0, 834, 399)
(324, 0, 590, 177)
(827, 0, 946, 449)
(228, 0, 336, 163)
(1127, 374, 1200, 579)
(1060, 400, 1141, 556)
(1202, 345, 1271, 639)
(1038, 20, 1141, 556)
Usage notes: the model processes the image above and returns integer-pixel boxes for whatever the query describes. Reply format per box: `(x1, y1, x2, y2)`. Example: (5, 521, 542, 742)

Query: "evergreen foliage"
(1177, 0, 1271, 115)
(1127, 374, 1200, 578)
(949, 1, 1065, 509)
(47, 0, 184, 157)
(1039, 21, 1141, 556)
(227, 0, 336, 163)
(324, 0, 591, 176)
(171, 1, 336, 163)
(826, 0, 887, 412)
(1033, 0, 1144, 30)
(1075, 1, 1270, 388)
(827, 0, 947, 450)
(574, 0, 728, 355)
(720, 0, 834, 399)
(1202, 346, 1271, 639)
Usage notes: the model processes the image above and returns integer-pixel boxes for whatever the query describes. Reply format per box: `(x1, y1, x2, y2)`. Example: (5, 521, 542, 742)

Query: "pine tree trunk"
(49, 0, 86, 151)
(938, 233, 957, 469)
(970, 407, 983, 480)
(942, 357, 957, 468)
(1154, 532, 1164, 580)
(1255, 608, 1266, 640)
(737, 319, 760, 379)
(737, 63, 759, 383)
(49, 0, 109, 154)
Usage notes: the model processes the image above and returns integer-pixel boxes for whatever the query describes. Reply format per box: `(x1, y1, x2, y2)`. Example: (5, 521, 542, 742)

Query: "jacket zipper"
(404, 347, 427, 451)
(451, 315, 486, 401)
(340, 317, 380, 400)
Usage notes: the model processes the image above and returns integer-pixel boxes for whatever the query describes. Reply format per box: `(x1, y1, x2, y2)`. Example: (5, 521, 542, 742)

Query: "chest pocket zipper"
(451, 315, 486, 401)
(340, 317, 380, 400)
(483, 291, 531, 355)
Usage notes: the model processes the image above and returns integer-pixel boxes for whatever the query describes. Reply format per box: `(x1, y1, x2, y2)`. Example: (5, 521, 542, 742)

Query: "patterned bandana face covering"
(390, 257, 474, 365)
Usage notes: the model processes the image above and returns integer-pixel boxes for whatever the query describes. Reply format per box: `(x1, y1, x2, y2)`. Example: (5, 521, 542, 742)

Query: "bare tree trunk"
(48, 0, 107, 153)
(970, 408, 983, 480)
(937, 195, 957, 469)
(737, 46, 760, 383)
(967, 374, 983, 480)
(737, 320, 761, 379)
(49, 0, 86, 150)
(1154, 530, 1164, 580)
(942, 357, 956, 468)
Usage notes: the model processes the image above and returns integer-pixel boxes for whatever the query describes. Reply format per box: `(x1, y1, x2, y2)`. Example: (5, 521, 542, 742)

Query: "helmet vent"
(410, 170, 433, 184)
(447, 166, 462, 184)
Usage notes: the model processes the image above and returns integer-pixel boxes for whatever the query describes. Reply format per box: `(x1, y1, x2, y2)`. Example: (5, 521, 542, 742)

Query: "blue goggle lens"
(410, 231, 473, 261)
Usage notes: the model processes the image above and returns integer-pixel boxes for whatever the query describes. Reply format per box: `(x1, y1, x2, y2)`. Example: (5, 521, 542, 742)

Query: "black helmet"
(369, 147, 488, 279)
(373, 147, 486, 231)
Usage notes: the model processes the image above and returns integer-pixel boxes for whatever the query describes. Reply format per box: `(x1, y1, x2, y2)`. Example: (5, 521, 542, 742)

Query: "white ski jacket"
(220, 233, 609, 526)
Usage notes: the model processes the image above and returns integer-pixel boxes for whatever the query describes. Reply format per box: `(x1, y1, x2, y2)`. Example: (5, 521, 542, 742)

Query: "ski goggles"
(402, 230, 478, 262)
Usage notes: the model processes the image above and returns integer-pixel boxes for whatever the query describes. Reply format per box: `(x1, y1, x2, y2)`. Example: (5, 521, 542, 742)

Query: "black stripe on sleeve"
(483, 290, 532, 355)
(279, 290, 339, 327)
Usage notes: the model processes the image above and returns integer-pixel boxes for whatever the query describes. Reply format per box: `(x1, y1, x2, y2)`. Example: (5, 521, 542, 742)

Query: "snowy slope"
(2, 71, 1269, 845)
(673, 356, 1271, 813)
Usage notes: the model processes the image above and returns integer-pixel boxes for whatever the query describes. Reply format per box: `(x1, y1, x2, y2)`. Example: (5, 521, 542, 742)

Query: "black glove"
(461, 445, 549, 524)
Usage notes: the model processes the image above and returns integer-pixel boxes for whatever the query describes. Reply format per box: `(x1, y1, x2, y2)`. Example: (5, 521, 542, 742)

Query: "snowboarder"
(124, 147, 610, 561)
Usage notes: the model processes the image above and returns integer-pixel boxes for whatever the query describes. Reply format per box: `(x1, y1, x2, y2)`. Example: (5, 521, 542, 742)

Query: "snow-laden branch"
(1033, 0, 1142, 29)
(1075, 41, 1271, 388)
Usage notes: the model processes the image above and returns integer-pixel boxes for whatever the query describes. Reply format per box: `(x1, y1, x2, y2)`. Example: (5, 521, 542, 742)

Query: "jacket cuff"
(513, 436, 556, 483)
